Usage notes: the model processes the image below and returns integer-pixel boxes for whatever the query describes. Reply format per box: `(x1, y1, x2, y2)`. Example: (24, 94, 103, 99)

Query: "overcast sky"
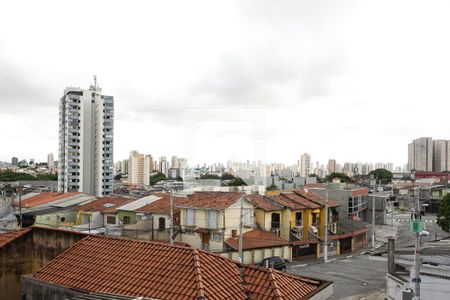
(1, 0, 450, 167)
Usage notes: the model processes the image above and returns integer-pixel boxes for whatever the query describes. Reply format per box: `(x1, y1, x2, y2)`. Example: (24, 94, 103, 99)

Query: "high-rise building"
(433, 140, 450, 172)
(327, 159, 336, 174)
(144, 154, 154, 186)
(159, 156, 168, 175)
(299, 153, 311, 177)
(408, 137, 433, 171)
(129, 151, 145, 185)
(171, 156, 179, 169)
(47, 153, 54, 169)
(58, 83, 114, 197)
(11, 157, 18, 166)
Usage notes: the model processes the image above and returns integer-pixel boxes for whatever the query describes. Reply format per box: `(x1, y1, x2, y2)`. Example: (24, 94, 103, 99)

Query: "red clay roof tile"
(225, 229, 289, 251)
(0, 227, 31, 248)
(76, 197, 133, 213)
(176, 192, 242, 210)
(17, 192, 81, 208)
(32, 235, 329, 300)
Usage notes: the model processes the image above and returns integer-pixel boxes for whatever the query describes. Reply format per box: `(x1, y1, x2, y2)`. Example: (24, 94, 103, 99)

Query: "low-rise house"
(74, 197, 133, 233)
(134, 193, 183, 241)
(116, 194, 162, 226)
(22, 234, 333, 300)
(177, 192, 254, 252)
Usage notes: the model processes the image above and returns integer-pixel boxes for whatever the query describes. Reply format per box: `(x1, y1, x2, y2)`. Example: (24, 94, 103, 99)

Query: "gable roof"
(32, 235, 330, 300)
(0, 227, 31, 248)
(246, 194, 284, 211)
(76, 197, 133, 213)
(225, 229, 290, 251)
(176, 192, 242, 210)
(117, 195, 161, 212)
(293, 189, 340, 208)
(17, 192, 81, 208)
(135, 193, 184, 215)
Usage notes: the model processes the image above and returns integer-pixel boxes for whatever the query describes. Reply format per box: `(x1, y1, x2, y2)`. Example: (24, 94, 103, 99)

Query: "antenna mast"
(93, 75, 97, 89)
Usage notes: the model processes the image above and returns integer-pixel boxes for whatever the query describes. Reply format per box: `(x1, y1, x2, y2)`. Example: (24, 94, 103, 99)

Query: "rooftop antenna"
(93, 75, 98, 89)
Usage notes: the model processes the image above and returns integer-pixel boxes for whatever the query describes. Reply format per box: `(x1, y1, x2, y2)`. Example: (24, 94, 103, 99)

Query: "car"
(259, 256, 287, 271)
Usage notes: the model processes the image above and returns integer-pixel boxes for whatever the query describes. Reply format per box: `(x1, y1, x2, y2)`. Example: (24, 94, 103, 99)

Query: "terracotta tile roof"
(268, 194, 308, 210)
(246, 194, 284, 211)
(177, 192, 242, 210)
(293, 189, 340, 208)
(243, 267, 327, 300)
(32, 235, 329, 300)
(280, 193, 322, 210)
(225, 229, 289, 251)
(136, 193, 184, 215)
(17, 192, 81, 208)
(0, 227, 31, 248)
(76, 197, 133, 213)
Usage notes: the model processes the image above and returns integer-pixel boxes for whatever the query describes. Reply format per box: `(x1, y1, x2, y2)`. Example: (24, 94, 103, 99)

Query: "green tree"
(221, 173, 235, 180)
(223, 177, 247, 186)
(325, 172, 350, 183)
(199, 174, 221, 179)
(437, 194, 450, 232)
(114, 174, 122, 181)
(266, 184, 278, 191)
(150, 172, 167, 185)
(175, 176, 183, 182)
(369, 168, 393, 183)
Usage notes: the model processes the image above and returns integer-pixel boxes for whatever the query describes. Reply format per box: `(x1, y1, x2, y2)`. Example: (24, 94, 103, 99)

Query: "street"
(287, 213, 450, 299)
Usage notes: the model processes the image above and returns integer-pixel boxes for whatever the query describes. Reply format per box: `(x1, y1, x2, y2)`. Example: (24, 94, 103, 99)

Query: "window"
(186, 209, 194, 226)
(123, 216, 131, 225)
(211, 232, 222, 242)
(208, 210, 218, 229)
(107, 216, 116, 224)
(244, 208, 252, 226)
(295, 212, 303, 226)
(158, 217, 166, 230)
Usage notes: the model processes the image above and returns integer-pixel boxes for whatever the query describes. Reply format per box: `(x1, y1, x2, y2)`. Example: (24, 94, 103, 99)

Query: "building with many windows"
(58, 83, 114, 197)
(408, 137, 433, 171)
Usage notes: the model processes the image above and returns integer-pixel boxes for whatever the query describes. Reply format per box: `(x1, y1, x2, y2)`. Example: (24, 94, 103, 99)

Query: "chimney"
(232, 229, 237, 238)
(388, 238, 396, 275)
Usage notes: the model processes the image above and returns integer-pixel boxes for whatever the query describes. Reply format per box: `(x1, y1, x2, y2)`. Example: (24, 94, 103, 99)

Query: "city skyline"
(2, 1, 450, 166)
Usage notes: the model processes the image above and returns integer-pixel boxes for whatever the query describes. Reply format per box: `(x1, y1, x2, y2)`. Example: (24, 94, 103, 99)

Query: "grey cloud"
(0, 59, 54, 114)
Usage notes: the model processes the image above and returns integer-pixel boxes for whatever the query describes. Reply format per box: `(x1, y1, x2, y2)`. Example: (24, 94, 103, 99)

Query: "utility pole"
(169, 190, 174, 245)
(324, 188, 328, 263)
(238, 187, 244, 263)
(391, 182, 394, 227)
(18, 182, 22, 229)
(410, 170, 421, 300)
(371, 175, 376, 250)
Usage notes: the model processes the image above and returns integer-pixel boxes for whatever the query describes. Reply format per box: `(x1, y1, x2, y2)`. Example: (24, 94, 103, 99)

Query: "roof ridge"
(192, 249, 206, 299)
(267, 268, 283, 299)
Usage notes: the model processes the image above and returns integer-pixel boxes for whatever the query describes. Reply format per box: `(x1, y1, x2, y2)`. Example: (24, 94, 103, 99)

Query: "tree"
(199, 174, 221, 180)
(175, 176, 183, 182)
(437, 194, 450, 232)
(325, 172, 350, 183)
(114, 174, 122, 181)
(222, 177, 247, 186)
(266, 184, 278, 191)
(221, 173, 236, 180)
(369, 168, 393, 184)
(150, 172, 167, 186)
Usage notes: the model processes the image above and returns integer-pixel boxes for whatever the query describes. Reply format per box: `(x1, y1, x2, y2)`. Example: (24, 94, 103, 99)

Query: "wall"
(117, 210, 136, 225)
(22, 275, 83, 300)
(221, 245, 292, 264)
(35, 211, 77, 228)
(0, 227, 86, 300)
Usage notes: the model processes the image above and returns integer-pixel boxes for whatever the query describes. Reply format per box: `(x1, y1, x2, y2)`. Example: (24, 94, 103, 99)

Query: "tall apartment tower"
(47, 153, 54, 169)
(58, 83, 114, 197)
(408, 137, 433, 171)
(327, 159, 336, 174)
(144, 154, 154, 186)
(433, 140, 450, 172)
(299, 153, 311, 177)
(129, 151, 145, 185)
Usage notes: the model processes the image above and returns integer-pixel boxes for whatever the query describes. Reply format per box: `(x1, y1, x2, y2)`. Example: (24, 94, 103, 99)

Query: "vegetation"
(223, 177, 247, 186)
(437, 194, 450, 232)
(266, 184, 279, 191)
(0, 170, 57, 181)
(325, 172, 350, 183)
(198, 174, 221, 180)
(114, 174, 122, 181)
(150, 172, 167, 185)
(221, 173, 235, 180)
(369, 168, 393, 183)
(175, 176, 183, 182)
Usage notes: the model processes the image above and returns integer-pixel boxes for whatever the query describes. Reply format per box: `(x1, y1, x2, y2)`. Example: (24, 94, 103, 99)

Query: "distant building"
(159, 156, 168, 176)
(47, 153, 54, 169)
(11, 157, 18, 166)
(129, 151, 144, 185)
(408, 137, 433, 171)
(299, 153, 311, 177)
(433, 139, 450, 172)
(167, 168, 180, 179)
(143, 155, 154, 186)
(171, 155, 179, 169)
(58, 83, 114, 197)
(327, 159, 336, 174)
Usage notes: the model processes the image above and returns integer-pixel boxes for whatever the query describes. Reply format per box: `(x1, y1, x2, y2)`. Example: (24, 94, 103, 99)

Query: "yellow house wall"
(280, 209, 291, 240)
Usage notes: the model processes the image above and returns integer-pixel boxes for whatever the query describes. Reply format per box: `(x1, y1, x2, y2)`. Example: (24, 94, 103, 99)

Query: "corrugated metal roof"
(117, 195, 161, 211)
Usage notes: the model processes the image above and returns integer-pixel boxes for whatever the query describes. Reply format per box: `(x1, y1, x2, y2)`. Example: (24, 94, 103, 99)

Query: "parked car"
(259, 256, 287, 271)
